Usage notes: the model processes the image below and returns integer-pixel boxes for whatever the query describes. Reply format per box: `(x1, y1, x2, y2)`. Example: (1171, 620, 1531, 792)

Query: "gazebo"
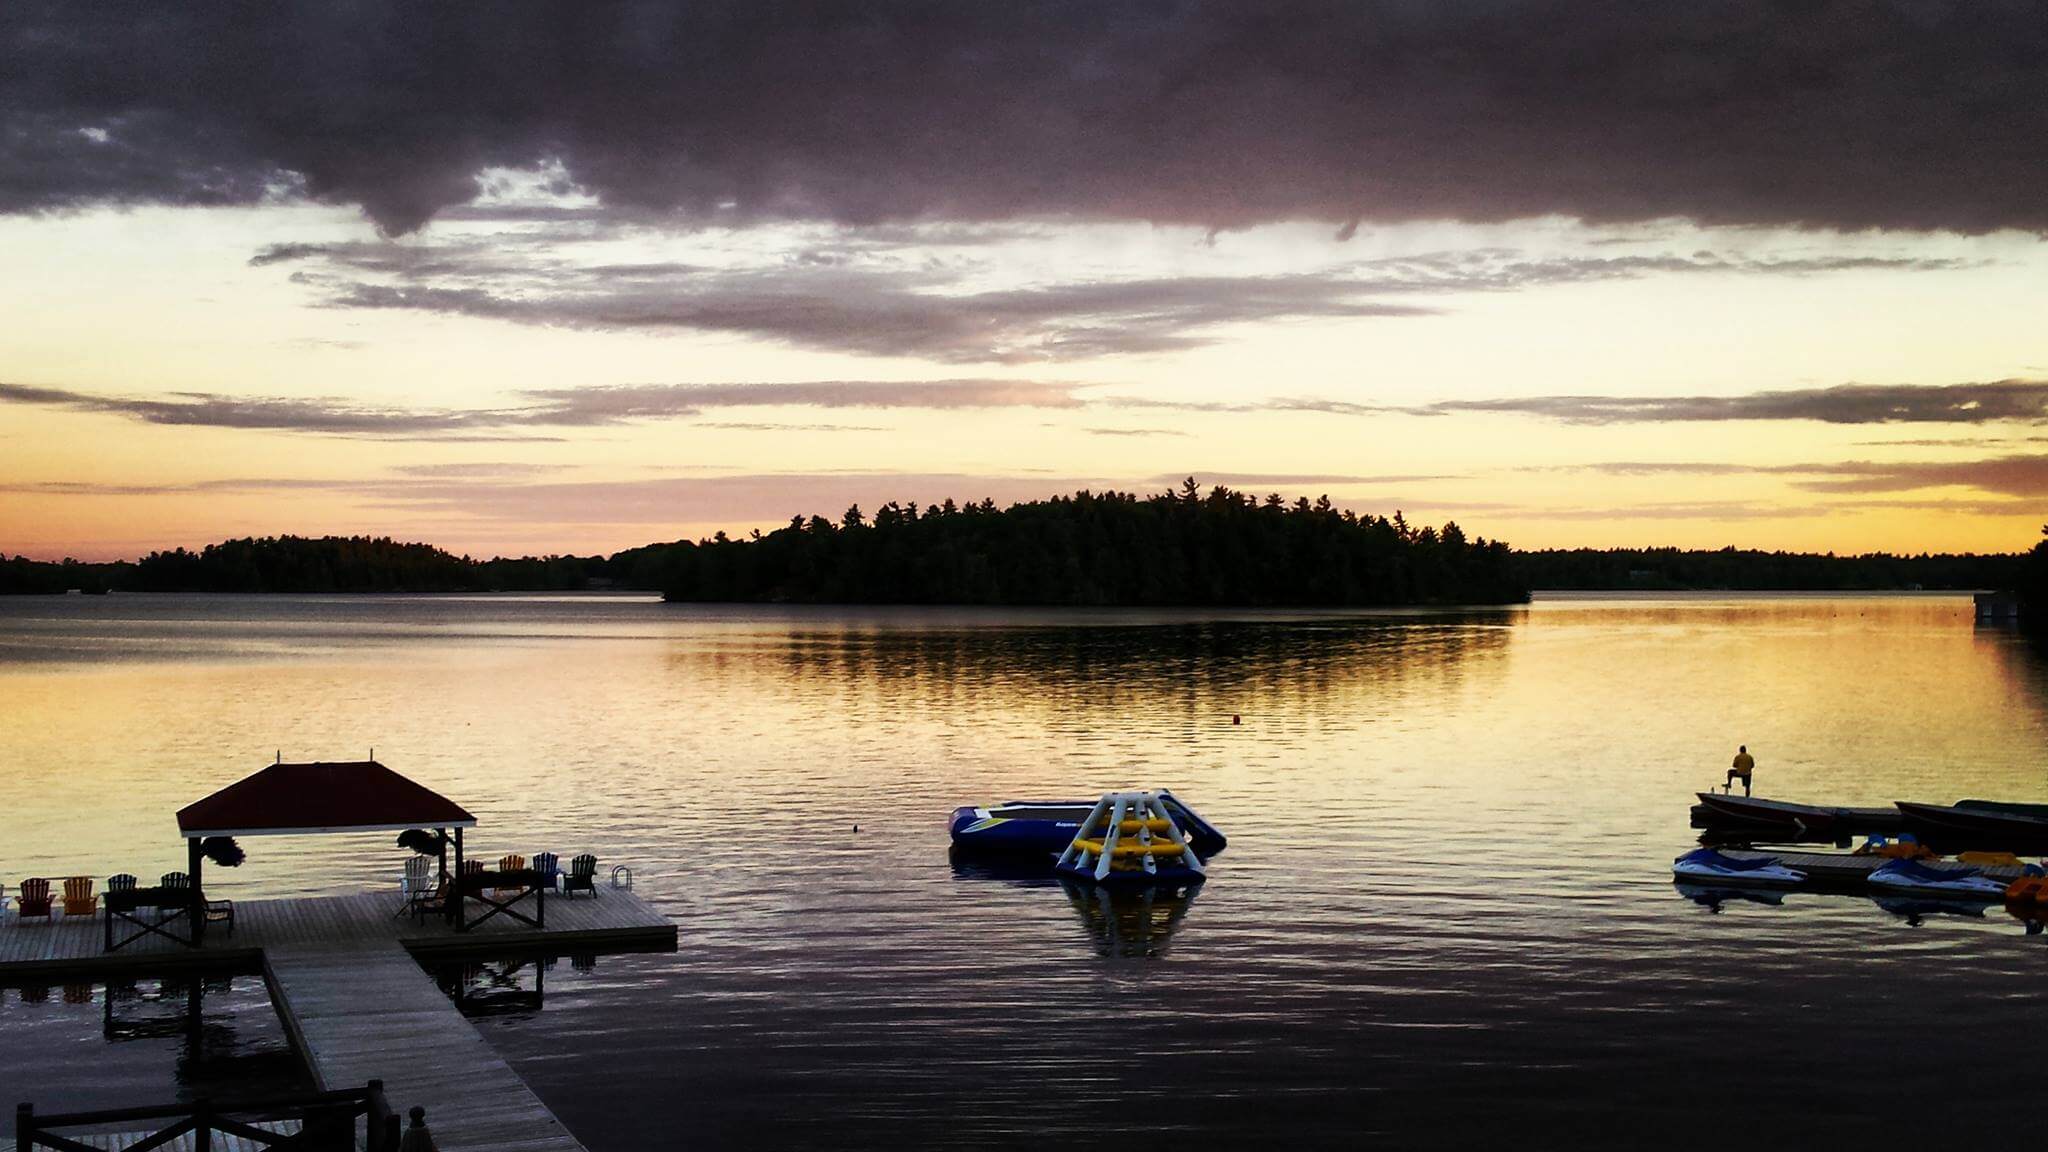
(173, 760, 478, 941)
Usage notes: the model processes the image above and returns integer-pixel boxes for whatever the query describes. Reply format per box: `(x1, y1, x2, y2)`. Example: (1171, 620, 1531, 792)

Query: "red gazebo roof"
(176, 760, 476, 838)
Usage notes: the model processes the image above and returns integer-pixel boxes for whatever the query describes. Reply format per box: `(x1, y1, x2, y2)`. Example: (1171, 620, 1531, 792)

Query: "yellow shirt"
(1731, 752, 1755, 775)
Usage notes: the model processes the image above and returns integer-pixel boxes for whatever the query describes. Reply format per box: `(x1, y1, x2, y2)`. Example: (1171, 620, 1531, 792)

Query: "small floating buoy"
(853, 824, 860, 833)
(1232, 714, 1240, 725)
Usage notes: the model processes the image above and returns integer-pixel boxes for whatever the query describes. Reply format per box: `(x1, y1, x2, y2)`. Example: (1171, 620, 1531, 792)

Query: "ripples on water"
(2, 594, 2046, 1147)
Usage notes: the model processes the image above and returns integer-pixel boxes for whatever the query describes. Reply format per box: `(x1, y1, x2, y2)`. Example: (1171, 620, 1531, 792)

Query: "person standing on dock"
(1726, 746, 1755, 796)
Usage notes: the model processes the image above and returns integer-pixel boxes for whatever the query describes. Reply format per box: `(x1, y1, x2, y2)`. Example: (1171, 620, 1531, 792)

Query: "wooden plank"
(269, 945, 589, 1150)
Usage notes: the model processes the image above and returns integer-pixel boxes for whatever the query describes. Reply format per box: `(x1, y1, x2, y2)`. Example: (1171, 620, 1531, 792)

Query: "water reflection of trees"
(1979, 628, 2048, 737)
(666, 611, 1520, 717)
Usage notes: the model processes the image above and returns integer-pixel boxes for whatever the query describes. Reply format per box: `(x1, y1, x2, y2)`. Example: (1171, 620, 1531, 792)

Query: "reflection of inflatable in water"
(1060, 878, 1201, 958)
(1674, 881, 1787, 911)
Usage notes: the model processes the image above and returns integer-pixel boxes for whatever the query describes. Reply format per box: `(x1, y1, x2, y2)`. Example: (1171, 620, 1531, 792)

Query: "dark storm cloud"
(276, 242, 1962, 363)
(1414, 381, 2048, 425)
(6, 3, 2048, 235)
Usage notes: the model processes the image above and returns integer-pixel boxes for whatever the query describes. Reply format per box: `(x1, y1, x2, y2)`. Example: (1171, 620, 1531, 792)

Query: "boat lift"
(1055, 791, 1208, 885)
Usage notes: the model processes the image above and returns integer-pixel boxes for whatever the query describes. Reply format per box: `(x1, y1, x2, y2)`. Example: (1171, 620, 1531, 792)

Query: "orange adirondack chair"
(62, 876, 97, 918)
(495, 854, 527, 898)
(17, 878, 54, 922)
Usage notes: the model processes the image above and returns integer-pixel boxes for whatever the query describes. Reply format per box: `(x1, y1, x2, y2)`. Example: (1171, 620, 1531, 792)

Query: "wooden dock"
(2, 889, 675, 1151)
(268, 942, 586, 1151)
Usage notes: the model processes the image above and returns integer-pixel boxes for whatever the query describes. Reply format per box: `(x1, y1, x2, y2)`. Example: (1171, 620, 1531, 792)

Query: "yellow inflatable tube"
(1116, 818, 1176, 834)
(1071, 839, 1186, 858)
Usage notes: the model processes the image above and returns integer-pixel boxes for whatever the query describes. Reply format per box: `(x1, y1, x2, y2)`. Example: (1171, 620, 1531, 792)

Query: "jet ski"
(1670, 847, 1806, 886)
(949, 790, 1226, 858)
(1865, 857, 2008, 899)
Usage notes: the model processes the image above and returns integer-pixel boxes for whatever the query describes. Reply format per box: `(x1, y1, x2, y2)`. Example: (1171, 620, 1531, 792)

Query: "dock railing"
(16, 1078, 398, 1151)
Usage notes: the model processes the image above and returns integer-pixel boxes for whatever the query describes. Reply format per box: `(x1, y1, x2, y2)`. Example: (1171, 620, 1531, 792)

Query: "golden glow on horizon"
(3, 207, 2046, 560)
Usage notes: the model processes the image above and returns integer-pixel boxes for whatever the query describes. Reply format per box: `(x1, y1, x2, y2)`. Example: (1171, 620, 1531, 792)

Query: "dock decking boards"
(2, 889, 676, 1151)
(268, 942, 585, 1152)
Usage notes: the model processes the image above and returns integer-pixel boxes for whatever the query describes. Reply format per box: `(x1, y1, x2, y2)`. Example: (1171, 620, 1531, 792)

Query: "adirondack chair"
(532, 852, 562, 892)
(396, 855, 433, 916)
(401, 854, 433, 894)
(17, 878, 54, 922)
(412, 880, 451, 924)
(564, 854, 598, 898)
(107, 873, 137, 894)
(156, 872, 190, 920)
(494, 855, 527, 898)
(204, 896, 235, 936)
(62, 876, 97, 918)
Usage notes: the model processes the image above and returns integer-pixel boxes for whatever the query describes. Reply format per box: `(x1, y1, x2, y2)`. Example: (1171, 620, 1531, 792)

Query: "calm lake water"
(3, 593, 2046, 1148)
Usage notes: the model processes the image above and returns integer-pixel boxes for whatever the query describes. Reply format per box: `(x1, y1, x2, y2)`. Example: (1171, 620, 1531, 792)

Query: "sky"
(3, 2, 2046, 561)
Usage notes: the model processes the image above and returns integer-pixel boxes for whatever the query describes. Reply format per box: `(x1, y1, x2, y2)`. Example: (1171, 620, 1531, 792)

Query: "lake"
(2, 593, 2045, 1148)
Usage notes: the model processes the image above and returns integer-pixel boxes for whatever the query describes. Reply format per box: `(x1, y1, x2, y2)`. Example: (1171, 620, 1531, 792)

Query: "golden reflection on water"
(7, 594, 2048, 1148)
(0, 594, 2043, 905)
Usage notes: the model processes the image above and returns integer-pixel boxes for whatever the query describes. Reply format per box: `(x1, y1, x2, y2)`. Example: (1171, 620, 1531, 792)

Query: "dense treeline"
(0, 554, 125, 594)
(0, 535, 696, 595)
(129, 536, 477, 592)
(1516, 547, 2024, 592)
(1, 497, 2039, 604)
(2022, 529, 2048, 638)
(657, 482, 1526, 605)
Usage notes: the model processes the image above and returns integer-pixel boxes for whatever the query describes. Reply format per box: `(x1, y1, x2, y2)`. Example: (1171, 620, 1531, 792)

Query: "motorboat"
(1670, 847, 1806, 886)
(1692, 793, 1903, 839)
(1894, 800, 2048, 852)
(1865, 857, 2008, 899)
(949, 790, 1226, 858)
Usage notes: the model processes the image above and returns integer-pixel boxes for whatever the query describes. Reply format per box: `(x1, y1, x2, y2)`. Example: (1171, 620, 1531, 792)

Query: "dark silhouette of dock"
(2, 890, 676, 1151)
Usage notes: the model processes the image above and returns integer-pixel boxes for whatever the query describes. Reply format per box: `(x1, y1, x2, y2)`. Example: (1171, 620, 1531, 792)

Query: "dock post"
(193, 1096, 213, 1151)
(188, 837, 206, 944)
(451, 826, 465, 931)
(18, 1102, 33, 1152)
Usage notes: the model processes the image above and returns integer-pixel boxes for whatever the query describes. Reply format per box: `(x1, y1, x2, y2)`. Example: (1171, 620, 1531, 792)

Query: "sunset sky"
(4, 3, 2046, 561)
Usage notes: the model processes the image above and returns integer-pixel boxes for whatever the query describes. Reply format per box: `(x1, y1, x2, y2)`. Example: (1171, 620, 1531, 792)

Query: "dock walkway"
(268, 941, 584, 1152)
(2, 889, 674, 1151)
